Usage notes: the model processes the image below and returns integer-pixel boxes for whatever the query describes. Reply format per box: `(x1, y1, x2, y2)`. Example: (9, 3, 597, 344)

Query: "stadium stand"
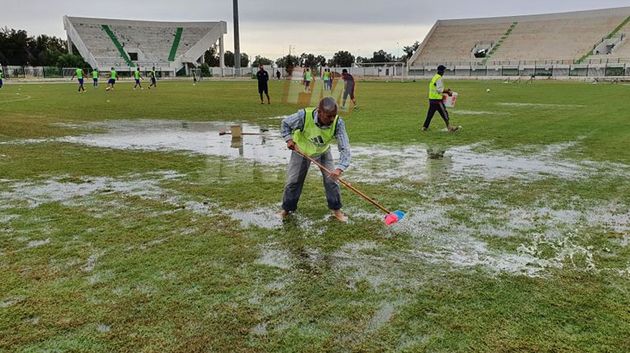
(63, 16, 227, 73)
(409, 7, 630, 67)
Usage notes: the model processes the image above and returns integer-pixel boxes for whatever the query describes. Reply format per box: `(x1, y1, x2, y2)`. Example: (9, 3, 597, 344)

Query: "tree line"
(204, 41, 421, 70)
(1, 27, 420, 70)
(0, 27, 87, 67)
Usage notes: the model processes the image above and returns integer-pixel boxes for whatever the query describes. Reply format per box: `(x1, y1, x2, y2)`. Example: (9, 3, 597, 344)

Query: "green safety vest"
(323, 71, 330, 80)
(429, 73, 443, 100)
(111, 70, 117, 79)
(93, 70, 98, 79)
(292, 108, 339, 157)
(305, 71, 312, 81)
(76, 68, 83, 79)
(134, 70, 140, 79)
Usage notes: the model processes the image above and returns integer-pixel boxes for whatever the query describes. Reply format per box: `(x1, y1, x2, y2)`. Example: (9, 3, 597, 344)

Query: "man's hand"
(444, 88, 453, 96)
(286, 139, 296, 150)
(329, 168, 343, 181)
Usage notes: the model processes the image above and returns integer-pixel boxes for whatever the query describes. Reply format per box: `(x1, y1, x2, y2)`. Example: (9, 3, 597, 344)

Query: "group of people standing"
(302, 68, 335, 92)
(71, 66, 158, 92)
(255, 65, 358, 109)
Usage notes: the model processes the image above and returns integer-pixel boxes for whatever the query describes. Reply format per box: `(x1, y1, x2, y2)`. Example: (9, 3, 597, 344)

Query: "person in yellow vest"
(133, 67, 143, 90)
(70, 67, 86, 93)
(422, 65, 459, 132)
(92, 68, 99, 87)
(304, 68, 313, 92)
(105, 67, 117, 91)
(279, 97, 351, 222)
(322, 68, 332, 91)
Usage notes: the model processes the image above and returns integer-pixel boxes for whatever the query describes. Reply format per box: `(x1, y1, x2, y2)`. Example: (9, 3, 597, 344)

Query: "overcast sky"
(3, 0, 630, 59)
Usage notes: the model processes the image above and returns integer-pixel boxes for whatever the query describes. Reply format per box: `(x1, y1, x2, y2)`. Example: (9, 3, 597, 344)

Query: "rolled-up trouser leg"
(282, 151, 311, 212)
(317, 150, 342, 210)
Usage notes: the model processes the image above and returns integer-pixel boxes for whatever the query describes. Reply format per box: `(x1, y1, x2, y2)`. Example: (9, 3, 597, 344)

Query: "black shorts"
(258, 84, 268, 94)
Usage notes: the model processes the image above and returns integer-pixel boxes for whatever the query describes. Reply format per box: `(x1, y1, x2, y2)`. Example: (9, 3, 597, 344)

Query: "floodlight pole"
(233, 0, 241, 75)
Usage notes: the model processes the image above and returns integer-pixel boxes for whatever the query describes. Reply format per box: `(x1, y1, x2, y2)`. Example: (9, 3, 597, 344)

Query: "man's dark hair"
(437, 65, 446, 73)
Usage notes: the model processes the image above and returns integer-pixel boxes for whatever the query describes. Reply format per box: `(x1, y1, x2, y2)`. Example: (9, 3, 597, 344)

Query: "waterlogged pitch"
(1, 80, 629, 352)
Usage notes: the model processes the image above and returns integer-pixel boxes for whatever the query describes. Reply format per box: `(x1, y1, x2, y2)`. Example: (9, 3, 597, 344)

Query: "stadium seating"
(64, 16, 227, 72)
(409, 7, 630, 66)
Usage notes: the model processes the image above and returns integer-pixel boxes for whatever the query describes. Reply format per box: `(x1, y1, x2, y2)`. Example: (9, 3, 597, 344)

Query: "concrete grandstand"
(409, 7, 630, 69)
(63, 16, 227, 74)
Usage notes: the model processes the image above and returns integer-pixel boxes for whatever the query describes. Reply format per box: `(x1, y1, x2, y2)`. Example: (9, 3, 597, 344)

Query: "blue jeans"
(282, 149, 342, 212)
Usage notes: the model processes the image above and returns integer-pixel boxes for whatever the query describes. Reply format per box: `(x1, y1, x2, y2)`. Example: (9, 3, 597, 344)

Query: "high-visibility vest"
(429, 73, 443, 100)
(93, 70, 98, 79)
(76, 68, 83, 79)
(111, 70, 117, 79)
(292, 108, 339, 157)
(134, 70, 140, 79)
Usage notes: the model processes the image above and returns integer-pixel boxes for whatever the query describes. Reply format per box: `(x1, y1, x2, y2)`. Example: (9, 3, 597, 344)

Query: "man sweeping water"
(279, 97, 351, 222)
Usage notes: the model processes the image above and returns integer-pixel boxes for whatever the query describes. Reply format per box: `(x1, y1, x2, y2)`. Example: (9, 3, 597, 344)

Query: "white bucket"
(443, 92, 458, 108)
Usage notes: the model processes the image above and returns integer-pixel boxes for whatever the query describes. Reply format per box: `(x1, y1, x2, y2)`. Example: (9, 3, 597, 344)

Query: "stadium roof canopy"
(63, 16, 227, 71)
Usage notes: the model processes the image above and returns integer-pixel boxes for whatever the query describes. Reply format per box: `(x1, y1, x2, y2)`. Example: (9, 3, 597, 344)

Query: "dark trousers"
(258, 84, 269, 100)
(423, 99, 450, 128)
(282, 150, 342, 212)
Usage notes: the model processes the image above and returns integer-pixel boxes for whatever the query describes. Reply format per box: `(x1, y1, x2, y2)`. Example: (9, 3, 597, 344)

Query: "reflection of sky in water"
(61, 120, 290, 164)
(58, 120, 627, 182)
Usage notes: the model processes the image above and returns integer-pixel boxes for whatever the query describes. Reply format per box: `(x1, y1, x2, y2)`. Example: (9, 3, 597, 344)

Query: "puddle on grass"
(0, 296, 26, 308)
(43, 119, 629, 182)
(27, 238, 51, 248)
(255, 246, 292, 270)
(366, 302, 396, 332)
(60, 120, 289, 164)
(0, 171, 183, 209)
(228, 208, 283, 230)
(97, 324, 111, 333)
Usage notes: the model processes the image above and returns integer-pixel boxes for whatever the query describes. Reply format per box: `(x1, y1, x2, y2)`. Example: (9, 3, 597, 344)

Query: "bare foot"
(331, 210, 348, 223)
(277, 210, 290, 219)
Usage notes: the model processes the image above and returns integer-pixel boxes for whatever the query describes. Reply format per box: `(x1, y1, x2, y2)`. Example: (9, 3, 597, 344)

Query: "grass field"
(1, 79, 629, 352)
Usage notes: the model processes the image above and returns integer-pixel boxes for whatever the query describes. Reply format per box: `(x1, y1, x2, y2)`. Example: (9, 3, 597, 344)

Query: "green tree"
(403, 41, 420, 60)
(275, 54, 300, 74)
(0, 28, 30, 65)
(223, 51, 249, 67)
(203, 47, 221, 66)
(200, 63, 211, 76)
(330, 51, 355, 67)
(252, 55, 273, 67)
(370, 50, 394, 63)
(55, 53, 88, 68)
(299, 53, 326, 69)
